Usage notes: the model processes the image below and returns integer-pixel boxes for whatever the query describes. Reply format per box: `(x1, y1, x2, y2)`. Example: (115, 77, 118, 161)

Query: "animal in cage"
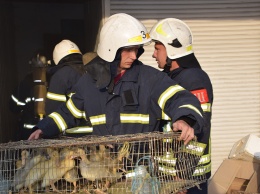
(11, 148, 50, 192)
(41, 147, 80, 193)
(16, 150, 30, 168)
(77, 142, 129, 193)
(11, 150, 31, 191)
(0, 132, 206, 194)
(63, 167, 79, 193)
(23, 149, 59, 194)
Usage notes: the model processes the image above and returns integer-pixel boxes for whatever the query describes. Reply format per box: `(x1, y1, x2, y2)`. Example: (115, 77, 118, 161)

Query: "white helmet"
(97, 13, 151, 62)
(150, 18, 193, 60)
(53, 39, 82, 65)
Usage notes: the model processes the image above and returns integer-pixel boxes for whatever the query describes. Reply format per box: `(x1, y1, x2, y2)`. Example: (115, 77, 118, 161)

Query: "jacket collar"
(118, 60, 141, 83)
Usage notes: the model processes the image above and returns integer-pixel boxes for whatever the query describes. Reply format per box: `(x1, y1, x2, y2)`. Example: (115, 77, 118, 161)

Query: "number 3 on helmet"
(97, 13, 152, 62)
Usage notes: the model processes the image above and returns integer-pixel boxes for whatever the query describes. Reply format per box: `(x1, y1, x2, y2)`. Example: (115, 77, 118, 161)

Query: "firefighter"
(150, 18, 213, 194)
(9, 51, 48, 140)
(46, 39, 84, 114)
(45, 39, 93, 136)
(28, 13, 204, 148)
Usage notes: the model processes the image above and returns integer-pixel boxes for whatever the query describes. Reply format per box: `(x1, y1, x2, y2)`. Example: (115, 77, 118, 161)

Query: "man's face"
(118, 46, 139, 72)
(152, 42, 167, 69)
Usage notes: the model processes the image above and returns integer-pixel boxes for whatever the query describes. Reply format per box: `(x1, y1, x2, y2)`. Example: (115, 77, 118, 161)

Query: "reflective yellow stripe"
(90, 114, 149, 125)
(66, 98, 86, 119)
(162, 121, 173, 142)
(186, 45, 193, 52)
(198, 154, 211, 164)
(162, 112, 171, 120)
(201, 103, 211, 112)
(66, 127, 93, 134)
(128, 33, 150, 43)
(158, 163, 211, 177)
(154, 152, 177, 166)
(193, 163, 211, 176)
(68, 49, 81, 54)
(68, 92, 75, 98)
(179, 104, 203, 117)
(158, 165, 177, 176)
(156, 23, 167, 37)
(184, 141, 206, 156)
(158, 85, 185, 119)
(120, 114, 149, 124)
(89, 115, 106, 125)
(128, 35, 143, 43)
(49, 112, 67, 132)
(209, 138, 211, 156)
(47, 92, 66, 102)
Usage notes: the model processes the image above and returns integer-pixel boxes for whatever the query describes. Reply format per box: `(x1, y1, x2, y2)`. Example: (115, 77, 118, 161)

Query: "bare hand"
(28, 129, 43, 140)
(172, 120, 194, 145)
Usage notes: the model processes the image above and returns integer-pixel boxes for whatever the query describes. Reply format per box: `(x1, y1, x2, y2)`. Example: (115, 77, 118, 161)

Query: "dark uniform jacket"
(9, 73, 40, 140)
(165, 54, 213, 179)
(45, 61, 85, 115)
(36, 57, 204, 138)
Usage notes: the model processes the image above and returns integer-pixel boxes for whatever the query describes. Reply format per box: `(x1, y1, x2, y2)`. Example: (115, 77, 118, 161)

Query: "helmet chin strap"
(163, 57, 173, 73)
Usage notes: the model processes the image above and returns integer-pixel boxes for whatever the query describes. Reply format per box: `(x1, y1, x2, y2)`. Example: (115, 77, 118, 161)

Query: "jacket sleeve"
(45, 68, 69, 115)
(151, 70, 204, 134)
(36, 76, 86, 138)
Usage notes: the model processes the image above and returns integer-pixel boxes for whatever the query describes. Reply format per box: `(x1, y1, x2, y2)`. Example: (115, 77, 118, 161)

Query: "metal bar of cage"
(0, 132, 206, 194)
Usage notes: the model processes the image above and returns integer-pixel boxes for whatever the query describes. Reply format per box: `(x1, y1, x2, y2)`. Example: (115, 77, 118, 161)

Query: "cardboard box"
(208, 159, 260, 194)
(229, 134, 260, 163)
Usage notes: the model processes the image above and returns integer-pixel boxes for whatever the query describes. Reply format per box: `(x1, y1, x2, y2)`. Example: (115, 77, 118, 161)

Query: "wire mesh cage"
(0, 132, 206, 194)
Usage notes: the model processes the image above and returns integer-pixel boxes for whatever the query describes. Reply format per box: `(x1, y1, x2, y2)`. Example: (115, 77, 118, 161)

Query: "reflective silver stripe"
(49, 112, 67, 132)
(154, 152, 177, 166)
(35, 98, 44, 102)
(158, 85, 184, 119)
(179, 104, 203, 117)
(185, 141, 206, 156)
(11, 95, 26, 106)
(47, 92, 66, 102)
(120, 114, 149, 124)
(25, 97, 32, 103)
(198, 154, 211, 164)
(66, 98, 85, 119)
(193, 163, 211, 176)
(33, 80, 42, 82)
(23, 124, 35, 129)
(90, 115, 106, 125)
(201, 103, 211, 112)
